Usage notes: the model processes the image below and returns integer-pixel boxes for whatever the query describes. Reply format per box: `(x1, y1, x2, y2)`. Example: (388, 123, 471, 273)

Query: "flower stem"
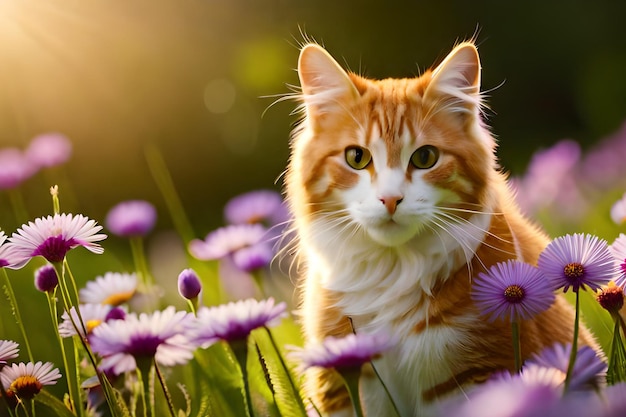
(130, 236, 152, 287)
(369, 361, 401, 417)
(137, 358, 154, 417)
(339, 369, 364, 417)
(563, 291, 580, 393)
(144, 144, 195, 244)
(1, 268, 34, 362)
(231, 340, 254, 417)
(511, 321, 522, 373)
(154, 361, 177, 417)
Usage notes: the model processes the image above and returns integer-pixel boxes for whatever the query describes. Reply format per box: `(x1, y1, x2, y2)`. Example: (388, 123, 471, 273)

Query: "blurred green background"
(1, 0, 625, 235)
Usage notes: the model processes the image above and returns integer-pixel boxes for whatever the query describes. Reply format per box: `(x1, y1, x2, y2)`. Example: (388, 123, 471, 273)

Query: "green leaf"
(34, 390, 77, 417)
(607, 319, 626, 385)
(252, 326, 307, 417)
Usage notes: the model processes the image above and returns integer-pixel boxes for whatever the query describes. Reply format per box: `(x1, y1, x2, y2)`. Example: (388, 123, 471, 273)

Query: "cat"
(283, 41, 599, 417)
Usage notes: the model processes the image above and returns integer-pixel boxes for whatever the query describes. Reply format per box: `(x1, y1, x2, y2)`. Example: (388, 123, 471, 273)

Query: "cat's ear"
(298, 44, 360, 121)
(424, 42, 482, 113)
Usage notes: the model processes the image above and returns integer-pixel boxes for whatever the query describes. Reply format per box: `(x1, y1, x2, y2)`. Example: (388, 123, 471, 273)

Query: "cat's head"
(286, 42, 499, 249)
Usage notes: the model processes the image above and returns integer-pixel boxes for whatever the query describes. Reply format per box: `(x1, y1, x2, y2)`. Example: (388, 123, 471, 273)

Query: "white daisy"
(58, 304, 115, 339)
(0, 340, 19, 365)
(79, 272, 138, 306)
(1, 361, 62, 400)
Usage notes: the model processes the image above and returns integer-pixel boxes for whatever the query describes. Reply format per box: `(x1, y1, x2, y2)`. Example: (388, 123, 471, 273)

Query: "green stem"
(154, 361, 177, 417)
(144, 144, 195, 244)
(45, 290, 74, 410)
(1, 268, 34, 362)
(339, 369, 364, 417)
(512, 321, 522, 373)
(563, 291, 580, 393)
(231, 340, 254, 417)
(130, 237, 152, 288)
(7, 188, 29, 223)
(51, 262, 85, 417)
(369, 360, 401, 417)
(136, 358, 154, 417)
(251, 271, 265, 298)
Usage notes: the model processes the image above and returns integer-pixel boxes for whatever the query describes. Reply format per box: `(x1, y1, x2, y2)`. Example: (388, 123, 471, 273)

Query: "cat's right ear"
(298, 44, 360, 121)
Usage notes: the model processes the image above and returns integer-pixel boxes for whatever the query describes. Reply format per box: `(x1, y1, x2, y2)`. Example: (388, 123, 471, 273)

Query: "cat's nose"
(379, 195, 403, 215)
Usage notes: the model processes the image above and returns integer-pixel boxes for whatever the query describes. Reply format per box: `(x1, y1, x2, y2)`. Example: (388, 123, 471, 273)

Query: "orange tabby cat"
(284, 41, 598, 416)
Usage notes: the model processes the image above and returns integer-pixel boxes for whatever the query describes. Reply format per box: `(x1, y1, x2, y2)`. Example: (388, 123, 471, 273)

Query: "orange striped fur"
(284, 41, 598, 416)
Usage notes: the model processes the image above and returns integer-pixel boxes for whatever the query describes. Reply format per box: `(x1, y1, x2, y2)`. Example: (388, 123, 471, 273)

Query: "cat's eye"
(410, 145, 439, 169)
(345, 146, 372, 170)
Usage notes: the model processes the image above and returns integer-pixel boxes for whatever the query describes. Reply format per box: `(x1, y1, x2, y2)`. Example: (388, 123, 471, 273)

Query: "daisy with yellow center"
(79, 272, 138, 306)
(0, 361, 61, 401)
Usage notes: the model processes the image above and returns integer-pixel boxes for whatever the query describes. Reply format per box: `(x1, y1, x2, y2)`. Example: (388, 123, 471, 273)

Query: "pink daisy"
(7, 213, 107, 268)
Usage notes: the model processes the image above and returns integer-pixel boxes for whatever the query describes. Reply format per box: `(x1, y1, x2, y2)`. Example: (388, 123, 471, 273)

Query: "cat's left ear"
(424, 42, 481, 113)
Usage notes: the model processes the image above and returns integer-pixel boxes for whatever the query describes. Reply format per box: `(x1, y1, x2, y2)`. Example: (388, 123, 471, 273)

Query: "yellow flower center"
(504, 284, 525, 303)
(564, 262, 584, 279)
(102, 290, 135, 306)
(10, 375, 42, 400)
(86, 319, 102, 333)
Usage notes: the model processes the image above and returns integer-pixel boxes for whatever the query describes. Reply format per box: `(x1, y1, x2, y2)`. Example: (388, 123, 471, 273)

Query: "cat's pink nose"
(379, 195, 403, 215)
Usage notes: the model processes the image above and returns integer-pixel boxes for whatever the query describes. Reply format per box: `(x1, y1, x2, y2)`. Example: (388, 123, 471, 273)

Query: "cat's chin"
(365, 221, 420, 247)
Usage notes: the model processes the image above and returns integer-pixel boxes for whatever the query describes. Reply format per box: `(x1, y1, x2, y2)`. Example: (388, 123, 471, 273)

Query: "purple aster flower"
(105, 200, 157, 238)
(472, 260, 555, 322)
(34, 264, 59, 293)
(0, 340, 19, 365)
(189, 224, 269, 261)
(89, 306, 195, 375)
(0, 361, 62, 400)
(25, 132, 72, 168)
(58, 303, 114, 339)
(611, 193, 626, 226)
(224, 189, 288, 226)
(289, 331, 395, 371)
(527, 343, 606, 391)
(610, 234, 626, 287)
(232, 242, 274, 273)
(178, 268, 202, 300)
(79, 272, 137, 306)
(7, 213, 107, 269)
(538, 233, 616, 293)
(598, 382, 626, 417)
(438, 373, 563, 417)
(0, 147, 37, 190)
(189, 298, 287, 348)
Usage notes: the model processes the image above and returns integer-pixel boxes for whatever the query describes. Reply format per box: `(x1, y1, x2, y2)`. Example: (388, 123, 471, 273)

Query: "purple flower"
(232, 243, 274, 273)
(25, 133, 72, 168)
(189, 224, 268, 260)
(105, 200, 157, 238)
(0, 340, 19, 365)
(79, 272, 137, 306)
(178, 268, 202, 300)
(0, 361, 62, 400)
(34, 264, 59, 293)
(289, 332, 395, 371)
(189, 224, 274, 273)
(472, 260, 555, 322)
(0, 148, 37, 190)
(89, 306, 195, 375)
(224, 189, 288, 226)
(438, 373, 563, 417)
(610, 234, 626, 287)
(538, 233, 616, 293)
(7, 214, 107, 268)
(189, 298, 287, 347)
(527, 343, 606, 391)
